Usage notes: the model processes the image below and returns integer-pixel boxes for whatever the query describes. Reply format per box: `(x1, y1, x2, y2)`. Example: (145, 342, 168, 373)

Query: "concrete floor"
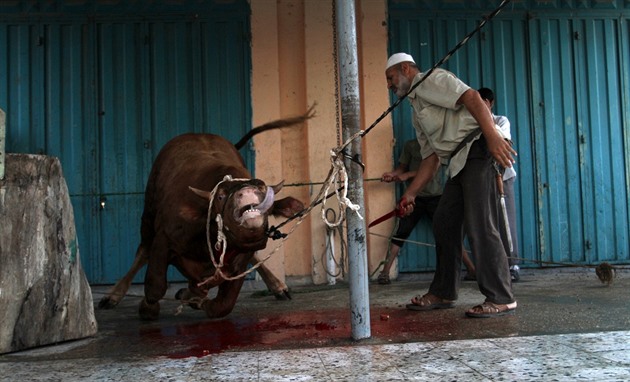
(1, 267, 629, 381)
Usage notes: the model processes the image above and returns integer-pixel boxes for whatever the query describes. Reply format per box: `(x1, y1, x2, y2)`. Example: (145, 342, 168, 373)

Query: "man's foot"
(465, 301, 517, 318)
(510, 265, 520, 282)
(406, 293, 454, 311)
(463, 272, 476, 281)
(377, 272, 391, 285)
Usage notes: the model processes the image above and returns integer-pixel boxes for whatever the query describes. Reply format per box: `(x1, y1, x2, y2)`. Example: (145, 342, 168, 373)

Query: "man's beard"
(395, 75, 411, 98)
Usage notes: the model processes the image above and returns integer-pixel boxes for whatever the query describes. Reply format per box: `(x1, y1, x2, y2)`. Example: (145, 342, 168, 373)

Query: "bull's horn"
(271, 180, 285, 194)
(189, 186, 212, 200)
(254, 186, 275, 214)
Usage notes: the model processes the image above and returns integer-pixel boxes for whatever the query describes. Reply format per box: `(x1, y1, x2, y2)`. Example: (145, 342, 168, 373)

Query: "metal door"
(93, 16, 253, 284)
(528, 14, 630, 265)
(387, 4, 630, 272)
(0, 1, 253, 284)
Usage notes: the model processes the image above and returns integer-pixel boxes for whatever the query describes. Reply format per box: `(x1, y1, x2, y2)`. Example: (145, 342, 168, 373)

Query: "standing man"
(385, 52, 517, 317)
(377, 139, 477, 284)
(478, 87, 521, 282)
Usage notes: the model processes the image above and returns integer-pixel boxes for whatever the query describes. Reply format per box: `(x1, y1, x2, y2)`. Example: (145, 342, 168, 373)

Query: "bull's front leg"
(139, 235, 170, 320)
(201, 278, 245, 318)
(171, 257, 215, 308)
(252, 253, 291, 300)
(99, 243, 149, 309)
(174, 280, 211, 309)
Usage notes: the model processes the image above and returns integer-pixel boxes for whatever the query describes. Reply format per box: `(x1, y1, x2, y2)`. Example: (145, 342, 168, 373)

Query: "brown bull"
(99, 111, 312, 320)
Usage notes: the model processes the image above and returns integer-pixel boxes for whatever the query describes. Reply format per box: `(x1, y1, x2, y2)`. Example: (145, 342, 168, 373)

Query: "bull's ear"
(189, 186, 212, 200)
(270, 180, 285, 194)
(272, 196, 304, 218)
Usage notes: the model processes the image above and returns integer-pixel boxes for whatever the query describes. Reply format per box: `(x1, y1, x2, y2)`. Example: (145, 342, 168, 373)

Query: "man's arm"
(395, 168, 417, 183)
(398, 153, 440, 215)
(458, 89, 516, 168)
(381, 163, 409, 182)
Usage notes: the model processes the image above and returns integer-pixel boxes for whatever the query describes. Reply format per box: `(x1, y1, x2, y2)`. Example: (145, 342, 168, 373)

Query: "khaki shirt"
(398, 139, 445, 197)
(407, 69, 508, 177)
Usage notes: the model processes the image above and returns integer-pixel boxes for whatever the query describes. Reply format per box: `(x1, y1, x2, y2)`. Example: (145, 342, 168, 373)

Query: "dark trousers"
(429, 138, 514, 305)
(391, 195, 441, 247)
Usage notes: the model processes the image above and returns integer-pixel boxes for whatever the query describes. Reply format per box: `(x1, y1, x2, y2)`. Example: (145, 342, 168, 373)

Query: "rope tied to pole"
(321, 147, 363, 228)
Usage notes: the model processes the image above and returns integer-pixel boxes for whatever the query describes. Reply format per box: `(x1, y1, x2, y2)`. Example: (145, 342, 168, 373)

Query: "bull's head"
(190, 179, 286, 252)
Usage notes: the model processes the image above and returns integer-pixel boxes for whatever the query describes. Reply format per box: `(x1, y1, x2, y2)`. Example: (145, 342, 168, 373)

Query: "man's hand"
(458, 89, 518, 168)
(382, 171, 412, 183)
(381, 171, 397, 183)
(486, 133, 517, 168)
(397, 195, 415, 217)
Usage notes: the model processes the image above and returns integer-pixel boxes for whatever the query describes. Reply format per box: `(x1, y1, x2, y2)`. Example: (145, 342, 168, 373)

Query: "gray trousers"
(429, 138, 515, 305)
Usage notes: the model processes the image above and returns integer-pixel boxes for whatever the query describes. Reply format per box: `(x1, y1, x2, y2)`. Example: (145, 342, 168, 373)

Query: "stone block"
(0, 154, 97, 354)
(0, 108, 5, 179)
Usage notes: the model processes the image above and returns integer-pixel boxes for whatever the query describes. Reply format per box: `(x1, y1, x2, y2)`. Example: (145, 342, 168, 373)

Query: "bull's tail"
(234, 104, 316, 150)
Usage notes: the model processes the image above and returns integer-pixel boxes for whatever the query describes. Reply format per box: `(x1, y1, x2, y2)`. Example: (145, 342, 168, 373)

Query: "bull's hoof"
(98, 296, 119, 309)
(139, 298, 160, 321)
(175, 288, 203, 310)
(274, 289, 292, 301)
(174, 288, 188, 300)
(201, 299, 231, 319)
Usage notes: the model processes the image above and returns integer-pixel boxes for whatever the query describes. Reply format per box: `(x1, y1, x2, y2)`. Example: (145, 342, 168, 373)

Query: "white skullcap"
(386, 52, 415, 71)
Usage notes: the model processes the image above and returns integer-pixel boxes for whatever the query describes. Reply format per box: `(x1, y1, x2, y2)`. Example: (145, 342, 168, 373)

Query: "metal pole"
(335, 0, 370, 340)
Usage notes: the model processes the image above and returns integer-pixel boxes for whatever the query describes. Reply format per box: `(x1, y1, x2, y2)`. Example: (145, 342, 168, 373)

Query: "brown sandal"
(465, 301, 517, 318)
(406, 293, 454, 311)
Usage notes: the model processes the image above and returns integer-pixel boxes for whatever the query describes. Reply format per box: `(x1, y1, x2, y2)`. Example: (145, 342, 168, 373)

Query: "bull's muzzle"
(233, 186, 275, 226)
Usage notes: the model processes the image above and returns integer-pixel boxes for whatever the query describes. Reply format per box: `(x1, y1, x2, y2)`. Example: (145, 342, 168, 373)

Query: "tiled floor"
(3, 330, 630, 381)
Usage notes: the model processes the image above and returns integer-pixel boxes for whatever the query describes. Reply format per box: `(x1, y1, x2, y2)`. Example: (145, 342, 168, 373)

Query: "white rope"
(368, 231, 436, 248)
(209, 208, 310, 284)
(197, 174, 305, 287)
(199, 175, 258, 287)
(320, 146, 363, 228)
(203, 175, 239, 268)
(197, 128, 367, 287)
(369, 231, 475, 256)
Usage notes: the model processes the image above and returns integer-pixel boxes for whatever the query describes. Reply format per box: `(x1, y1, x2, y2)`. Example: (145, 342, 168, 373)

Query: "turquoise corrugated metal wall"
(0, 0, 252, 284)
(529, 14, 630, 265)
(388, 0, 630, 272)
